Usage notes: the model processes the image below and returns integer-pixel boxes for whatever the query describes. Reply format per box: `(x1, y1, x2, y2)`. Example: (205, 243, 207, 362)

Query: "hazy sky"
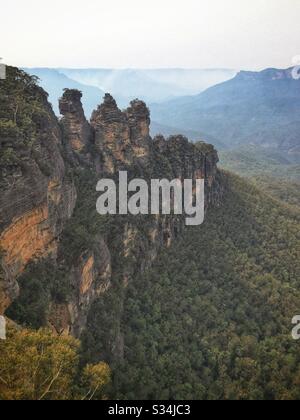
(1, 0, 299, 69)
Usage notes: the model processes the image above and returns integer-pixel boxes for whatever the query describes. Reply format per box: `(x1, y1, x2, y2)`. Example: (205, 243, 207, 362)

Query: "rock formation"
(49, 236, 111, 336)
(90, 94, 152, 173)
(59, 89, 93, 162)
(0, 67, 223, 337)
(126, 99, 151, 159)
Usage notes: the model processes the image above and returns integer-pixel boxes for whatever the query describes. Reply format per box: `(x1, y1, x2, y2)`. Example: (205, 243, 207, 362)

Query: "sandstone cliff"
(0, 68, 76, 314)
(0, 67, 223, 338)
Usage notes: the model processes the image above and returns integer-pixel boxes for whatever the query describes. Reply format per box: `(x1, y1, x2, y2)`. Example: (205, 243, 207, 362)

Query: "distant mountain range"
(58, 68, 236, 106)
(151, 68, 300, 157)
(24, 67, 236, 117)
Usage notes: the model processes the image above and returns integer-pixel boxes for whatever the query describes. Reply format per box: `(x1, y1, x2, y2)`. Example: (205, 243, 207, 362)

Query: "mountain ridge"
(150, 66, 300, 157)
(25, 67, 237, 115)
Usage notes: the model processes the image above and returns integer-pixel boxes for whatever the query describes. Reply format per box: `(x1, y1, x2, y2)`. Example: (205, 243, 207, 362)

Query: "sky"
(1, 0, 300, 70)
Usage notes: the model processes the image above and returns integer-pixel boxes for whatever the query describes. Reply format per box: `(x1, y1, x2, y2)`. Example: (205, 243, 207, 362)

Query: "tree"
(0, 327, 79, 400)
(81, 363, 111, 400)
(0, 326, 111, 400)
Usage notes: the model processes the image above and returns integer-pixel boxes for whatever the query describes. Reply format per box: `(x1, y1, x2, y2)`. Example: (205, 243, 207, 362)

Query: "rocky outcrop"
(49, 236, 111, 336)
(91, 94, 131, 172)
(59, 89, 93, 162)
(90, 94, 151, 173)
(126, 99, 151, 160)
(153, 135, 222, 205)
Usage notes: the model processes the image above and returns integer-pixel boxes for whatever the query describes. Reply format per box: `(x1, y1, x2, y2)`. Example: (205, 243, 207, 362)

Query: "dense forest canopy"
(82, 173, 300, 400)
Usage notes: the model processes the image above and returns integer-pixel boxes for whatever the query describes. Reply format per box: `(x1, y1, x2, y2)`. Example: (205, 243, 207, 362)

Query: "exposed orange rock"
(71, 138, 84, 152)
(0, 205, 56, 278)
(80, 256, 95, 296)
(0, 289, 12, 315)
(48, 179, 62, 205)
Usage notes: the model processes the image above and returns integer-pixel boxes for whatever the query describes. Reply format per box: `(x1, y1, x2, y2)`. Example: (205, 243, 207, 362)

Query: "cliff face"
(48, 235, 112, 336)
(0, 67, 223, 337)
(0, 68, 76, 313)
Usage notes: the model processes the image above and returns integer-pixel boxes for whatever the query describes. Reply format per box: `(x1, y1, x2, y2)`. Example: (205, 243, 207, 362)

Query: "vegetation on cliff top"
(0, 67, 49, 168)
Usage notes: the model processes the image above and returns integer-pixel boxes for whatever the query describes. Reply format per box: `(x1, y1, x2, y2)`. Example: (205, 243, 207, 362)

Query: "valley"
(0, 65, 299, 400)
